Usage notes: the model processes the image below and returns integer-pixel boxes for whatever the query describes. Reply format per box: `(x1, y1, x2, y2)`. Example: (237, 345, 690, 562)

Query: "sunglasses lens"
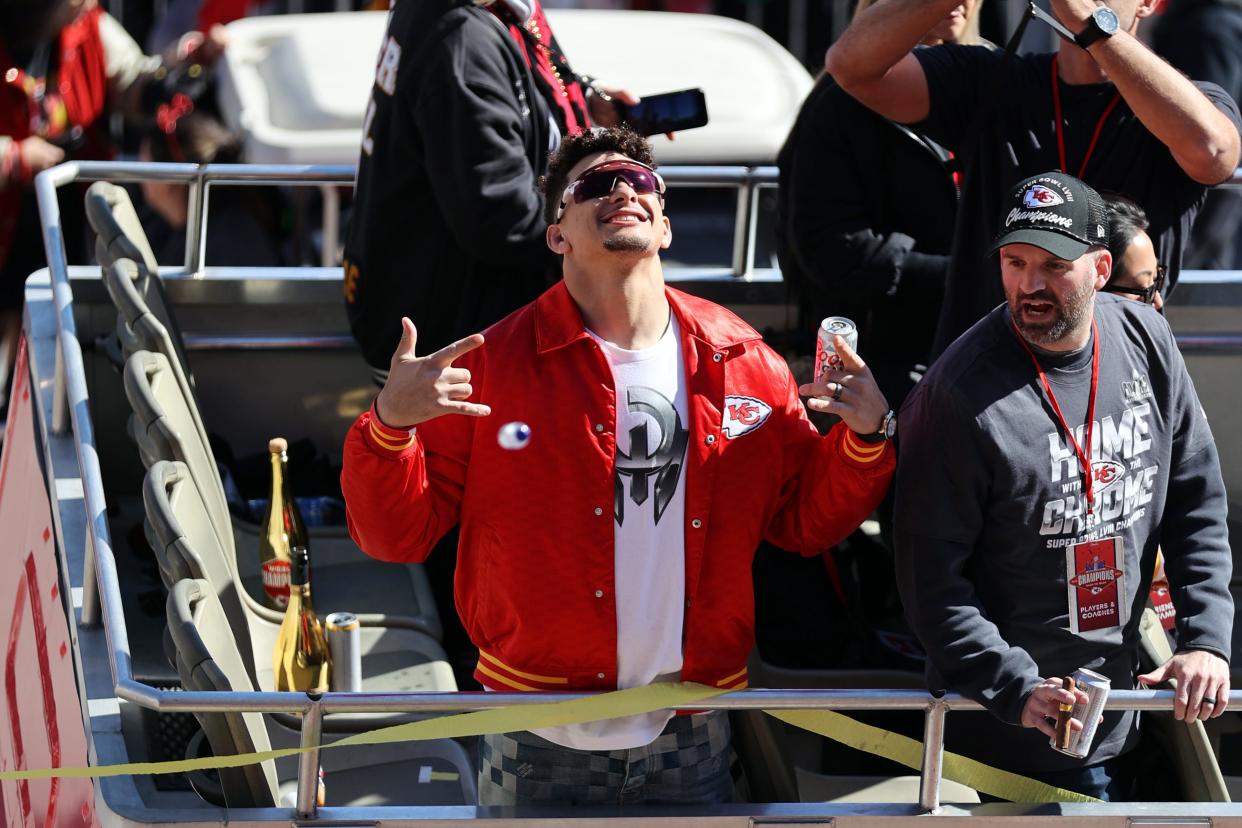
(573, 165, 661, 203)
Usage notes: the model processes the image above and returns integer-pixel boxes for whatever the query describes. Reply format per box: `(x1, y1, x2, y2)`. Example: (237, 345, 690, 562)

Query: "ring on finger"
(1204, 698, 1218, 707)
(830, 382, 843, 401)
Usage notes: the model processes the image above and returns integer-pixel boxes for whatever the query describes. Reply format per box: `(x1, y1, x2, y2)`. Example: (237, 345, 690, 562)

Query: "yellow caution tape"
(0, 682, 1102, 803)
(771, 709, 1102, 804)
(0, 682, 728, 782)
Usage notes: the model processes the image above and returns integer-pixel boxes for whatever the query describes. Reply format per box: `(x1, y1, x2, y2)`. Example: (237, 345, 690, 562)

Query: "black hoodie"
(344, 0, 562, 370)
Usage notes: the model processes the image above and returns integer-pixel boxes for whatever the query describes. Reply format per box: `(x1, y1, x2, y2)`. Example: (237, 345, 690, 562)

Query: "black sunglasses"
(1101, 264, 1166, 305)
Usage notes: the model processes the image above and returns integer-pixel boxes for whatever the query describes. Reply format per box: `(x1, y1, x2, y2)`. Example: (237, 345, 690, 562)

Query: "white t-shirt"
(535, 316, 689, 750)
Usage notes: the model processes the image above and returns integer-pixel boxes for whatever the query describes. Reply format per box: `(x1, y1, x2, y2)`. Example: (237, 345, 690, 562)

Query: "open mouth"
(601, 210, 648, 226)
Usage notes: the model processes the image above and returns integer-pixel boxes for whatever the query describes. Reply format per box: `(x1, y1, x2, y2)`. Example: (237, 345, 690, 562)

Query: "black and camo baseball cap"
(991, 171, 1110, 261)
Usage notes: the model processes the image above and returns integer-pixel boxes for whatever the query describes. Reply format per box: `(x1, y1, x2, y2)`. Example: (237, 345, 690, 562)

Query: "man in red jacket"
(342, 126, 895, 806)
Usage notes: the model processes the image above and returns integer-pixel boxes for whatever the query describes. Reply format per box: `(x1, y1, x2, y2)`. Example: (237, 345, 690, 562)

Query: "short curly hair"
(540, 126, 658, 225)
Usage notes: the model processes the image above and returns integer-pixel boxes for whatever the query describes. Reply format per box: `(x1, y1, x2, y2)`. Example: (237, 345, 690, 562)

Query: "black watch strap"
(1075, 7, 1118, 50)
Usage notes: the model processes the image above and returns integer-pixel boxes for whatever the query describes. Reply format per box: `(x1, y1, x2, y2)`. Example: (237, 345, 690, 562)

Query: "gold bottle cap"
(269, 437, 288, 453)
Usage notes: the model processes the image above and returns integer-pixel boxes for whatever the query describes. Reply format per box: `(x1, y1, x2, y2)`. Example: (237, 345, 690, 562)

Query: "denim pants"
(476, 711, 734, 806)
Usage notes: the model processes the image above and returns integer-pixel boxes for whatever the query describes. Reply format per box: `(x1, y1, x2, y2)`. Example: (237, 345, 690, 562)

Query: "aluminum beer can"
(325, 612, 362, 692)
(1049, 667, 1111, 758)
(814, 317, 859, 384)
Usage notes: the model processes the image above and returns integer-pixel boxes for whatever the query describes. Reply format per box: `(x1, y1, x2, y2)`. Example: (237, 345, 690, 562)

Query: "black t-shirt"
(913, 45, 1242, 356)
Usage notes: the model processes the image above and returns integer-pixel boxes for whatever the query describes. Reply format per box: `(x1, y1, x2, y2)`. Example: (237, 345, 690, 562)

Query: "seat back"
(126, 350, 231, 551)
(166, 578, 280, 808)
(85, 181, 159, 276)
(144, 460, 257, 669)
(105, 257, 195, 389)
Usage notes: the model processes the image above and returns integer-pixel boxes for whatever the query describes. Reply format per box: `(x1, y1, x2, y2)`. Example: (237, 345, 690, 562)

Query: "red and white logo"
(1091, 459, 1126, 493)
(723, 395, 772, 439)
(1023, 184, 1065, 209)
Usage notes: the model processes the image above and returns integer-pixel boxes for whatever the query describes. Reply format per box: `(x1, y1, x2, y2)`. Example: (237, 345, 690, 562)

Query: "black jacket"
(776, 75, 957, 407)
(343, 0, 560, 370)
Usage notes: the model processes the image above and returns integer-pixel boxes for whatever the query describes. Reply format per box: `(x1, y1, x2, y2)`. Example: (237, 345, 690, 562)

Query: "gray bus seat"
(126, 349, 442, 640)
(146, 461, 457, 731)
(85, 183, 193, 372)
(166, 578, 280, 808)
(101, 257, 194, 379)
(85, 181, 159, 276)
(1137, 607, 1229, 802)
(168, 579, 475, 808)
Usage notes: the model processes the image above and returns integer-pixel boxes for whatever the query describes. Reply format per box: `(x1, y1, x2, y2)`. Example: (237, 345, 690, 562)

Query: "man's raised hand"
(373, 317, 490, 428)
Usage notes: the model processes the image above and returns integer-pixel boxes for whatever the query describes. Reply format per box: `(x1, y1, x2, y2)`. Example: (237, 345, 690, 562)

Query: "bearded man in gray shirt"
(895, 171, 1232, 800)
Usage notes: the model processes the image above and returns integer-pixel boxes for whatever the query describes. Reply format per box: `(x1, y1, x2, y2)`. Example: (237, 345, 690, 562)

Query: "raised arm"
(1056, 0, 1241, 184)
(823, 0, 963, 124)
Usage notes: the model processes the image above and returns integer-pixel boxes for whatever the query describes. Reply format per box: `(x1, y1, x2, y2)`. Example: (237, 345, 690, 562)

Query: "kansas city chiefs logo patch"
(1023, 184, 1065, 209)
(723, 396, 772, 439)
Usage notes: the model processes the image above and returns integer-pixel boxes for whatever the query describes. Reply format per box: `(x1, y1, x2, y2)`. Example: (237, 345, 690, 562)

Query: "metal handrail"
(33, 160, 1242, 818)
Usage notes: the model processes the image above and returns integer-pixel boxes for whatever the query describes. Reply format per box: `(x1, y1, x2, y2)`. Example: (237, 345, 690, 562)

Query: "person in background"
(1154, 0, 1242, 270)
(0, 0, 225, 424)
(778, 0, 985, 410)
(1103, 193, 1163, 311)
(895, 171, 1232, 800)
(342, 126, 895, 806)
(825, 0, 1242, 359)
(343, 0, 637, 385)
(139, 106, 283, 267)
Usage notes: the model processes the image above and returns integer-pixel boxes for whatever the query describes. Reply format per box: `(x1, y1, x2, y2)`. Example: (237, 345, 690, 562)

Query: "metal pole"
(52, 343, 67, 435)
(80, 531, 100, 627)
(321, 184, 340, 268)
(295, 694, 324, 818)
(743, 179, 763, 277)
(919, 697, 947, 813)
(184, 176, 207, 276)
(731, 184, 752, 279)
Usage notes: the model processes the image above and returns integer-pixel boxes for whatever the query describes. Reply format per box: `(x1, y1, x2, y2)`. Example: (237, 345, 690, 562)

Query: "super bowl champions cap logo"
(992, 171, 1108, 260)
(1023, 184, 1065, 209)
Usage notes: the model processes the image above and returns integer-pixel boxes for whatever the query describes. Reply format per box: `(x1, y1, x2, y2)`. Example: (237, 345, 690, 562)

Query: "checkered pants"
(477, 711, 733, 806)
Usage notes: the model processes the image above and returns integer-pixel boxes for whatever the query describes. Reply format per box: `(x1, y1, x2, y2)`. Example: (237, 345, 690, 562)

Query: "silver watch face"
(883, 411, 897, 439)
(1094, 6, 1120, 34)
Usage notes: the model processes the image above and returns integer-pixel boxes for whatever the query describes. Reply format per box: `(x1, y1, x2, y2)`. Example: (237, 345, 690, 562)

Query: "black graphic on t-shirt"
(614, 386, 689, 526)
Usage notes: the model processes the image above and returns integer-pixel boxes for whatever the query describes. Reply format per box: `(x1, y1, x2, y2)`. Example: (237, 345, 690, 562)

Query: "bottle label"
(262, 559, 291, 608)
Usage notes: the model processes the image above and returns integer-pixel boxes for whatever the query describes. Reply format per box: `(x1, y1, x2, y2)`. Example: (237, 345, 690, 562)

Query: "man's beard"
(1008, 281, 1095, 347)
(603, 234, 652, 253)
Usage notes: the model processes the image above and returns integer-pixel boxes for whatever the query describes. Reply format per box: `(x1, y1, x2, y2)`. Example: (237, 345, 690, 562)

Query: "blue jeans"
(476, 711, 734, 806)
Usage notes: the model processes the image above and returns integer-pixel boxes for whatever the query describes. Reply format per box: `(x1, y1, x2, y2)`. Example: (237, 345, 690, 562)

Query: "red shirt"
(342, 283, 893, 692)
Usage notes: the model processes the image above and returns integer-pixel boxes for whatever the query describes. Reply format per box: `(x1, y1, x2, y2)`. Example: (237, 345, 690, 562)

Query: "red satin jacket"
(342, 283, 894, 692)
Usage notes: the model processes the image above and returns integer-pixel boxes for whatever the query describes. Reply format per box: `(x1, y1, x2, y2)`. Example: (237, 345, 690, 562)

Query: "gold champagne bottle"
(258, 437, 309, 610)
(273, 546, 331, 692)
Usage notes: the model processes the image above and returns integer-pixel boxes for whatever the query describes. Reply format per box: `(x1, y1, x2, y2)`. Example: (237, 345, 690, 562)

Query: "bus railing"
(33, 161, 1242, 818)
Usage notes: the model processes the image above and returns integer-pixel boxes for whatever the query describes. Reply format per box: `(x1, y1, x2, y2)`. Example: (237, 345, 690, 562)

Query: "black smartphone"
(618, 88, 709, 136)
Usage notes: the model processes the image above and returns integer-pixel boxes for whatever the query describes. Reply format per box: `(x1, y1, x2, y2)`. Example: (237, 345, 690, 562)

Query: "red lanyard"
(1050, 55, 1121, 179)
(1012, 317, 1101, 515)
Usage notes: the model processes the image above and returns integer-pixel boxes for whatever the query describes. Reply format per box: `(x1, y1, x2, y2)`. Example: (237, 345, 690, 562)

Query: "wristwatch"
(1074, 5, 1120, 50)
(858, 409, 897, 445)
